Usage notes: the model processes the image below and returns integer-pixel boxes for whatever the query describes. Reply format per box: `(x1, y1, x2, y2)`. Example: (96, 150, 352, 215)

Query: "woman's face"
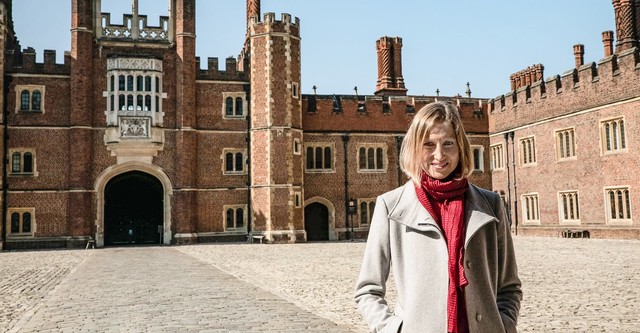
(421, 122, 460, 180)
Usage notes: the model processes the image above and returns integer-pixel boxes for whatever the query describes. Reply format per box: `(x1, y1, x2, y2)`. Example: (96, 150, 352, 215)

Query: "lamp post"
(347, 198, 357, 240)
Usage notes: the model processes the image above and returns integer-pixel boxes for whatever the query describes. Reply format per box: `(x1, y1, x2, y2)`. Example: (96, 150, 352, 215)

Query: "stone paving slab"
(1, 236, 639, 332)
(4, 247, 352, 333)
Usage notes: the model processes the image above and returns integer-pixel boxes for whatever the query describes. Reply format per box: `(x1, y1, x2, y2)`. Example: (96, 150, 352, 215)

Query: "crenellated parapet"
(249, 12, 300, 38)
(302, 94, 488, 133)
(5, 47, 70, 75)
(509, 64, 544, 91)
(489, 47, 640, 133)
(195, 56, 247, 81)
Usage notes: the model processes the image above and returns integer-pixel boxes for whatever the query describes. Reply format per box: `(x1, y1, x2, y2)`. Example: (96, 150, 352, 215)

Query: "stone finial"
(465, 82, 471, 97)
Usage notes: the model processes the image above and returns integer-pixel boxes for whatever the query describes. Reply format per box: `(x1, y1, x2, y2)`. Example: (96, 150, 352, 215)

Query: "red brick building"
(12, 0, 640, 249)
(489, 0, 640, 239)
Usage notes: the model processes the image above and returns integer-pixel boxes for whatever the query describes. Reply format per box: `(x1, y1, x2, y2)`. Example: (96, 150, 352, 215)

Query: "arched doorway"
(304, 202, 329, 241)
(104, 171, 163, 245)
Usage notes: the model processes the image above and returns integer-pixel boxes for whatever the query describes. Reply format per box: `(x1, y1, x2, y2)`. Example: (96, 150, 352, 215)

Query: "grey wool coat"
(354, 181, 522, 333)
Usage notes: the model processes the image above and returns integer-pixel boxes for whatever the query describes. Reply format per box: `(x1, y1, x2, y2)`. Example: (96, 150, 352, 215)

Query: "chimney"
(247, 0, 260, 23)
(602, 30, 614, 57)
(573, 44, 584, 68)
(612, 0, 637, 53)
(375, 36, 407, 96)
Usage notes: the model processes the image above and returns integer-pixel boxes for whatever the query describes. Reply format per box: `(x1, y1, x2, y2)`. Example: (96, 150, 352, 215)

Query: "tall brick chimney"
(375, 36, 407, 96)
(602, 30, 615, 57)
(247, 0, 260, 24)
(573, 44, 585, 68)
(612, 0, 638, 53)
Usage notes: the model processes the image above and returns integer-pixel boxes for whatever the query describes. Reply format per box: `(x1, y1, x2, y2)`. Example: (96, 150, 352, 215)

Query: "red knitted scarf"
(415, 173, 469, 333)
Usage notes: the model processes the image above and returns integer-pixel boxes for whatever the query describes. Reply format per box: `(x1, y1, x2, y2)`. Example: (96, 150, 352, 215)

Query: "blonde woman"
(354, 102, 521, 333)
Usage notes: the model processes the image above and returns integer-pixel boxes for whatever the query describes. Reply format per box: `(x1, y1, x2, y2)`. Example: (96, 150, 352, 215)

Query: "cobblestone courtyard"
(1, 236, 638, 332)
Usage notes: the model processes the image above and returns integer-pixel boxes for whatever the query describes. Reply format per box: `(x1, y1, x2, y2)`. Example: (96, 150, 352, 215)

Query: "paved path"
(4, 247, 352, 333)
(1, 237, 639, 332)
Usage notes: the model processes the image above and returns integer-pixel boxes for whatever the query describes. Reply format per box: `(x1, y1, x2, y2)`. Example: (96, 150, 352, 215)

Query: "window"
(471, 145, 484, 172)
(601, 117, 626, 154)
(7, 209, 35, 236)
(490, 143, 504, 170)
(305, 144, 334, 172)
(292, 82, 299, 99)
(9, 150, 36, 175)
(16, 85, 45, 112)
(359, 199, 376, 226)
(294, 191, 302, 208)
(605, 187, 632, 224)
(520, 137, 536, 165)
(293, 138, 301, 155)
(224, 205, 247, 231)
(358, 144, 387, 172)
(223, 149, 246, 174)
(222, 92, 247, 119)
(556, 128, 576, 160)
(522, 193, 540, 224)
(558, 191, 580, 224)
(106, 58, 164, 126)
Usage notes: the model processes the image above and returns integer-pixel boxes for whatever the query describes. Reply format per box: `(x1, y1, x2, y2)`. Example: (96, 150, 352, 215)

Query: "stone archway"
(303, 197, 337, 241)
(95, 162, 173, 247)
(104, 171, 163, 245)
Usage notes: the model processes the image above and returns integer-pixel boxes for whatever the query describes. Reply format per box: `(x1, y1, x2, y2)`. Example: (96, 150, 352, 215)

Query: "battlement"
(489, 47, 640, 133)
(195, 56, 247, 81)
(5, 47, 70, 75)
(98, 12, 170, 42)
(302, 94, 488, 134)
(249, 12, 300, 37)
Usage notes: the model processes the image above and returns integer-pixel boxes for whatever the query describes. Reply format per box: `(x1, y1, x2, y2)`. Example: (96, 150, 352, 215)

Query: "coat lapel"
(387, 182, 499, 244)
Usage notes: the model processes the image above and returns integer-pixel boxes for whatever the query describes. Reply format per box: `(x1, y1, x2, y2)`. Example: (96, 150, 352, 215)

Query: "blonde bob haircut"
(399, 102, 473, 184)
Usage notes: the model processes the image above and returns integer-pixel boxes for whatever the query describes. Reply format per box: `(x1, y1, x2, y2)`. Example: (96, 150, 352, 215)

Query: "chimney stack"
(375, 36, 408, 96)
(602, 30, 614, 57)
(573, 44, 585, 68)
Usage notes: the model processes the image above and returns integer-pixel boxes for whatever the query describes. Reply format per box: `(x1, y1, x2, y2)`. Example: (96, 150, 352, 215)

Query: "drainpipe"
(342, 133, 350, 240)
(396, 135, 404, 186)
(1, 75, 10, 249)
(510, 131, 519, 235)
(245, 90, 252, 237)
(503, 132, 512, 227)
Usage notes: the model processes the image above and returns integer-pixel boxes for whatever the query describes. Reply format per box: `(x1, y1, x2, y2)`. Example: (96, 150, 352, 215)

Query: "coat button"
(476, 313, 483, 322)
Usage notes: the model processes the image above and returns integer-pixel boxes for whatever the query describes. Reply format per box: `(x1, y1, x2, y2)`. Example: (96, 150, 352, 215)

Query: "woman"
(354, 102, 521, 333)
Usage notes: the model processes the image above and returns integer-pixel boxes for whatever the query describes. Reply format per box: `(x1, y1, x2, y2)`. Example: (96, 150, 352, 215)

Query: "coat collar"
(387, 181, 498, 246)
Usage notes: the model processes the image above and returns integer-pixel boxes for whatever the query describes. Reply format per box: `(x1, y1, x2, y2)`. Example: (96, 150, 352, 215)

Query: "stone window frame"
(105, 58, 166, 127)
(222, 92, 247, 119)
(558, 190, 580, 225)
(222, 148, 247, 175)
(294, 191, 302, 208)
(521, 193, 540, 225)
(15, 85, 45, 113)
(356, 143, 388, 173)
(600, 116, 627, 156)
(358, 198, 376, 227)
(223, 204, 247, 232)
(8, 149, 38, 176)
(604, 186, 632, 226)
(555, 127, 577, 161)
(519, 136, 537, 166)
(291, 82, 299, 99)
(490, 143, 504, 171)
(304, 143, 335, 173)
(471, 145, 484, 172)
(293, 138, 301, 155)
(6, 208, 36, 237)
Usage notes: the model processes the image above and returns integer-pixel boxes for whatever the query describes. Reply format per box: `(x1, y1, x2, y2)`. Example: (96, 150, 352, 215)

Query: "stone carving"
(107, 58, 162, 71)
(120, 117, 150, 138)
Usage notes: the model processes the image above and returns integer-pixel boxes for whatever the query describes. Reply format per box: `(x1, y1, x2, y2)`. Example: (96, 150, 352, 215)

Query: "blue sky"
(13, 1, 614, 98)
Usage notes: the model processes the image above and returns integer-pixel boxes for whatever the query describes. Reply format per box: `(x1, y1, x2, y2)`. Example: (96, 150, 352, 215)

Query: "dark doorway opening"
(304, 203, 329, 241)
(104, 171, 163, 246)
